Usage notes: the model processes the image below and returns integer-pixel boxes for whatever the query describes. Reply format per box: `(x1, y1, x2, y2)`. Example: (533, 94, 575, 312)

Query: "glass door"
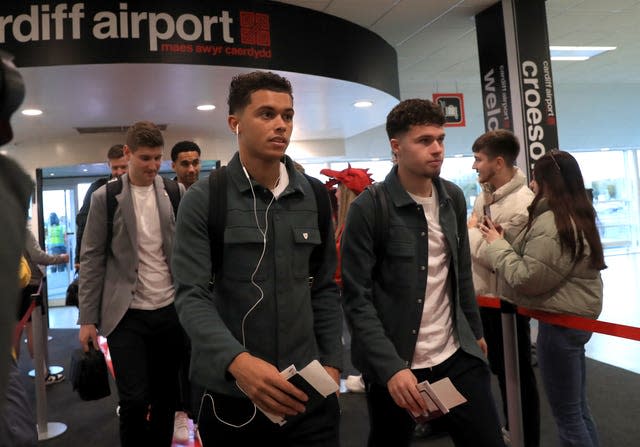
(41, 187, 76, 306)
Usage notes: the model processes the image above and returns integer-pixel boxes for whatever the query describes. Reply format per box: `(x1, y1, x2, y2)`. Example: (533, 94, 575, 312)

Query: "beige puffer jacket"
(469, 168, 534, 297)
(484, 199, 603, 319)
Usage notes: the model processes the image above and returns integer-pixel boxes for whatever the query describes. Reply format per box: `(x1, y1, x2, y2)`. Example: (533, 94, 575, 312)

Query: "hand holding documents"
(259, 360, 339, 426)
(409, 377, 467, 423)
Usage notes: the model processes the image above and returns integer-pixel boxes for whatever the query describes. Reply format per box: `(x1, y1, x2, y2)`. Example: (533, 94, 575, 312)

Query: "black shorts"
(17, 284, 39, 321)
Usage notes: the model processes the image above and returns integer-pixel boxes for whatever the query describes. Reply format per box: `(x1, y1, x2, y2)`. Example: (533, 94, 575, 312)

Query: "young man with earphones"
(172, 71, 342, 445)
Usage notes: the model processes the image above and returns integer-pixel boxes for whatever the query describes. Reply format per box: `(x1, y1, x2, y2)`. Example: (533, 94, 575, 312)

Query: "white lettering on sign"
(522, 60, 545, 161)
(483, 68, 501, 130)
(0, 3, 236, 52)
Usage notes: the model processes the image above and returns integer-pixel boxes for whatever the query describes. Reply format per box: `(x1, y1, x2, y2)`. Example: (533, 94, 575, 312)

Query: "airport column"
(476, 2, 560, 447)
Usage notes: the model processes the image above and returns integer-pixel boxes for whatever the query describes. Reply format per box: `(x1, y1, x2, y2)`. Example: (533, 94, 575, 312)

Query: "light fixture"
(196, 104, 216, 111)
(22, 108, 43, 116)
(82, 168, 88, 172)
(49, 173, 55, 176)
(353, 100, 373, 108)
(550, 46, 616, 61)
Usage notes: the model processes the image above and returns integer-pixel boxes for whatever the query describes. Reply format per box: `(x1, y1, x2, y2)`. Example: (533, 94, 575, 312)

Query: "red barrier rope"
(477, 295, 640, 342)
(13, 299, 37, 349)
(12, 281, 44, 350)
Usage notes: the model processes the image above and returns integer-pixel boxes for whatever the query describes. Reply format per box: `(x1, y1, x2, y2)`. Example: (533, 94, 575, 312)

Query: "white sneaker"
(173, 411, 190, 444)
(345, 374, 365, 393)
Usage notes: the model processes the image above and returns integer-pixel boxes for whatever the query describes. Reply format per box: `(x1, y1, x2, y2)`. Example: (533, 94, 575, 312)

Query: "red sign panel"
(432, 93, 466, 127)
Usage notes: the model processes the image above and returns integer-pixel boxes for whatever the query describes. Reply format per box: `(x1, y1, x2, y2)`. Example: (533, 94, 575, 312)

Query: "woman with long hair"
(321, 165, 374, 289)
(479, 150, 605, 447)
(321, 165, 373, 394)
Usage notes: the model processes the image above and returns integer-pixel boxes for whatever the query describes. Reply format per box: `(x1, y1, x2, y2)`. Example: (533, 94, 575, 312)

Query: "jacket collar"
(531, 197, 550, 218)
(480, 167, 528, 203)
(384, 164, 452, 207)
(227, 151, 305, 197)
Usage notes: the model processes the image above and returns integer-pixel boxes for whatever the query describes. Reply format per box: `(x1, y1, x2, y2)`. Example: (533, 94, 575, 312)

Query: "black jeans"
(196, 390, 340, 446)
(107, 304, 184, 447)
(365, 349, 505, 447)
(481, 307, 540, 447)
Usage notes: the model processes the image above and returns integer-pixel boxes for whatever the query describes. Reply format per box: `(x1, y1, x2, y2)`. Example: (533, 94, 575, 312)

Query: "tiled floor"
(48, 251, 640, 374)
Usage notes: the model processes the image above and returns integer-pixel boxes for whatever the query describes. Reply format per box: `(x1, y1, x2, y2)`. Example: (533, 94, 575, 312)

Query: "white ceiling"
(8, 0, 640, 157)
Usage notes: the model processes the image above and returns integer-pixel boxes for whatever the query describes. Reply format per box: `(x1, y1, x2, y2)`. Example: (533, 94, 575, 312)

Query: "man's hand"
(58, 254, 70, 264)
(228, 352, 308, 418)
(387, 369, 427, 416)
(79, 324, 99, 352)
(477, 337, 488, 357)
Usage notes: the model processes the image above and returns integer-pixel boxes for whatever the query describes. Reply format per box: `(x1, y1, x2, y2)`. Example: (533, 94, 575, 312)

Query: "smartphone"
(483, 205, 491, 220)
(482, 205, 502, 232)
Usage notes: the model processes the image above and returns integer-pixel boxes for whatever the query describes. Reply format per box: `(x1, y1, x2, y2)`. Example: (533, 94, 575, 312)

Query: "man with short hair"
(171, 140, 201, 189)
(172, 71, 342, 445)
(468, 129, 539, 446)
(78, 121, 185, 447)
(75, 144, 128, 267)
(341, 99, 504, 447)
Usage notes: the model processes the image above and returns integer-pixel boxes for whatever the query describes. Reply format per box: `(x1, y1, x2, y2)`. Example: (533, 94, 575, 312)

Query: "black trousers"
(365, 349, 505, 447)
(481, 307, 541, 447)
(196, 390, 340, 446)
(107, 304, 184, 447)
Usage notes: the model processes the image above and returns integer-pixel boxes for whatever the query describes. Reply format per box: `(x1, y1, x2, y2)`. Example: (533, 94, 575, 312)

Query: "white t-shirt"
(129, 183, 174, 310)
(271, 162, 289, 198)
(408, 187, 459, 368)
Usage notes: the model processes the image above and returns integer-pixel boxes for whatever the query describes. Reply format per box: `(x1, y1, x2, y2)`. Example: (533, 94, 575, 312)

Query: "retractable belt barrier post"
(30, 290, 67, 440)
(500, 300, 524, 447)
(478, 294, 640, 447)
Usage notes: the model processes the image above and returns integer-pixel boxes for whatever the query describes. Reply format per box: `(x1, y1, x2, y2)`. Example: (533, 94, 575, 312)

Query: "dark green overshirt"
(172, 152, 342, 397)
(341, 165, 485, 385)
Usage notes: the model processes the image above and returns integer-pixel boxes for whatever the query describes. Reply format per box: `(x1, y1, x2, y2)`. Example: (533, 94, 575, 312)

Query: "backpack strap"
(105, 177, 123, 252)
(304, 173, 331, 279)
(208, 166, 227, 282)
(161, 177, 181, 218)
(366, 182, 389, 272)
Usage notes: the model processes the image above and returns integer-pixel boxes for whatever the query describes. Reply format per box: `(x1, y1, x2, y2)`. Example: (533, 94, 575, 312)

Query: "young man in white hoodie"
(467, 129, 540, 446)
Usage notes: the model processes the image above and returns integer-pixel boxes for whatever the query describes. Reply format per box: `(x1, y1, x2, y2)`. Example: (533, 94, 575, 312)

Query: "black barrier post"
(31, 292, 67, 440)
(500, 300, 523, 447)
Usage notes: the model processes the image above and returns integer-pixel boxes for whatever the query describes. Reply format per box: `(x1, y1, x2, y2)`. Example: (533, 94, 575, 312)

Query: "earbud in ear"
(235, 125, 239, 135)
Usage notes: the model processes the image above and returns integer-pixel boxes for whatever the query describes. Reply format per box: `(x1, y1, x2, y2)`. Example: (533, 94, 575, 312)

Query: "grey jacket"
(341, 166, 485, 386)
(172, 153, 342, 397)
(24, 228, 67, 286)
(485, 199, 603, 319)
(77, 174, 184, 336)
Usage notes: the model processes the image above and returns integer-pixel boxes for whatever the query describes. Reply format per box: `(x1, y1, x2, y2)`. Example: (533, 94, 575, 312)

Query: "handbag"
(69, 348, 111, 401)
(65, 271, 79, 307)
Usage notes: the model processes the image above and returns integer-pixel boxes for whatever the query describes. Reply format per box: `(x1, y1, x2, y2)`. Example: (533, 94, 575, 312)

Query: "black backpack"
(365, 178, 465, 267)
(206, 166, 332, 283)
(105, 176, 181, 248)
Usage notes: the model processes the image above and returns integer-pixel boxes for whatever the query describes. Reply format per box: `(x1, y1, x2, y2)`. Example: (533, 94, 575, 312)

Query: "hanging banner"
(476, 0, 559, 174)
(0, 0, 399, 98)
(475, 3, 513, 131)
(432, 93, 466, 127)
